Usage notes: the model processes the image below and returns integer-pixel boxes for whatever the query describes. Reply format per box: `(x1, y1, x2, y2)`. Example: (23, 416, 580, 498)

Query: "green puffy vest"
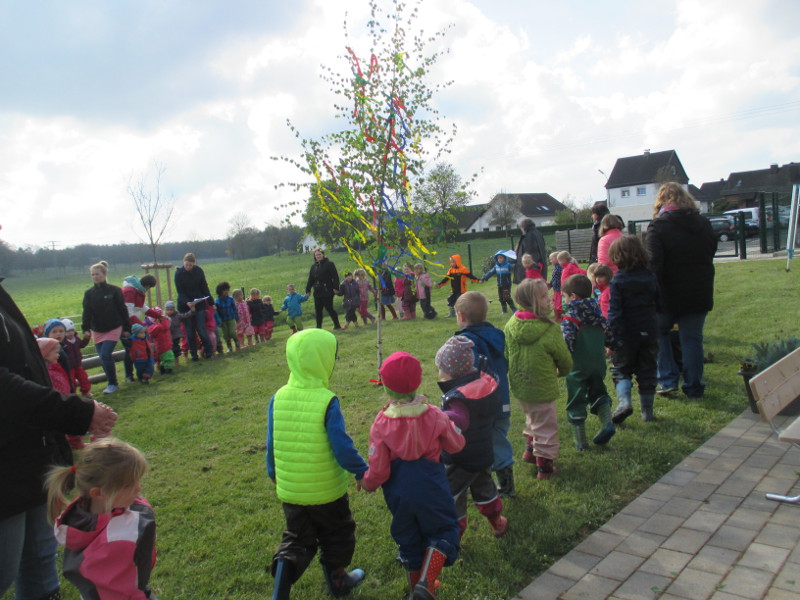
(272, 329, 349, 505)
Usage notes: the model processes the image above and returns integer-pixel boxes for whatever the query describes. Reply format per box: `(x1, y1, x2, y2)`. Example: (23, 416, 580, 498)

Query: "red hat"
(379, 351, 422, 395)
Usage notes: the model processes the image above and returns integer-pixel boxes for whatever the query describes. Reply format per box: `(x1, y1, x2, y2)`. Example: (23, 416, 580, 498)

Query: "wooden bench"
(750, 346, 800, 504)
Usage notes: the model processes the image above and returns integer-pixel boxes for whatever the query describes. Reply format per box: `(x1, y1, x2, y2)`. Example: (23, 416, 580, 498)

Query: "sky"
(1, 0, 799, 250)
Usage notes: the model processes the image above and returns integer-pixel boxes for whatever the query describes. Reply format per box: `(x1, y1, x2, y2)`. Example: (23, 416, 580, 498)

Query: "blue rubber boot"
(271, 558, 293, 600)
(322, 564, 365, 598)
(593, 403, 616, 445)
(612, 379, 634, 425)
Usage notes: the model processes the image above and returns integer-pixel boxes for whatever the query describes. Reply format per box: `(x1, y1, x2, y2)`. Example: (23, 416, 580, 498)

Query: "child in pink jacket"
(359, 352, 465, 600)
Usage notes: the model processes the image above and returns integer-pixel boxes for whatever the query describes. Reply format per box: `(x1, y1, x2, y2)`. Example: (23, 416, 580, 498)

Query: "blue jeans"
(0, 503, 60, 599)
(95, 339, 119, 386)
(491, 415, 514, 471)
(656, 311, 707, 398)
(183, 309, 213, 358)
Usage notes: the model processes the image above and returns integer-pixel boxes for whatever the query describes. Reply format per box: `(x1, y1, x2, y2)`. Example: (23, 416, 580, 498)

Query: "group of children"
(35, 235, 662, 600)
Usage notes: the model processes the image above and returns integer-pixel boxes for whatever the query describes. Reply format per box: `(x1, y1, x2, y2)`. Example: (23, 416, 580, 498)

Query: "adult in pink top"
(597, 214, 625, 274)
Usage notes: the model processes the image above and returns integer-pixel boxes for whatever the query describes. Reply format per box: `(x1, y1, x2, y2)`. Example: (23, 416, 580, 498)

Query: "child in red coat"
(146, 307, 175, 374)
(38, 337, 87, 449)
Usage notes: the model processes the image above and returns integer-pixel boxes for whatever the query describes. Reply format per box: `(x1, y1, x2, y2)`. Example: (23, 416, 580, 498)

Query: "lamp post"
(597, 169, 611, 207)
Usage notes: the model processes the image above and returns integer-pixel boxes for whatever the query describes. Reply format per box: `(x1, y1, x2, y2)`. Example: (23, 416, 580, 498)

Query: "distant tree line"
(0, 223, 304, 275)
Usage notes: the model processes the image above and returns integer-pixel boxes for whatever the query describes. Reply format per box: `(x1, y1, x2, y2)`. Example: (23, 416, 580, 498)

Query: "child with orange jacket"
(436, 254, 480, 318)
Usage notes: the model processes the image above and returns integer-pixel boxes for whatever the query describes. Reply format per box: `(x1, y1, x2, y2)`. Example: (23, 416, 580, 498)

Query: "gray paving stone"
(739, 492, 782, 512)
(687, 545, 742, 576)
(662, 527, 713, 554)
(639, 548, 693, 578)
(615, 531, 666, 558)
(693, 468, 731, 485)
(772, 504, 800, 527)
(674, 481, 719, 501)
(621, 497, 665, 519)
(708, 524, 758, 552)
(708, 456, 747, 472)
(641, 482, 682, 502)
(738, 542, 791, 572)
(676, 456, 712, 473)
(742, 452, 780, 470)
(764, 588, 800, 600)
(708, 593, 748, 600)
(637, 513, 685, 537)
(589, 551, 646, 582)
(659, 497, 703, 519)
(659, 469, 697, 487)
(515, 572, 574, 600)
(573, 530, 625, 557)
(719, 565, 775, 599)
(548, 550, 603, 581)
(612, 571, 673, 600)
(682, 510, 728, 534)
(665, 567, 725, 599)
(756, 476, 798, 495)
(600, 513, 647, 537)
(772, 559, 800, 593)
(724, 506, 774, 531)
(768, 463, 800, 480)
(698, 493, 743, 516)
(559, 573, 620, 600)
(755, 523, 800, 550)
(716, 476, 760, 498)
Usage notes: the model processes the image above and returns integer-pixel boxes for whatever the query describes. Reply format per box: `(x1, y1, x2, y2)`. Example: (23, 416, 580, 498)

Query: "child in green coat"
(504, 279, 572, 479)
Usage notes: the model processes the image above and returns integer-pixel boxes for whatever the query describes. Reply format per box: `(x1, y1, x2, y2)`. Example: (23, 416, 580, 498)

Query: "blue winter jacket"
(457, 322, 510, 418)
(481, 254, 514, 288)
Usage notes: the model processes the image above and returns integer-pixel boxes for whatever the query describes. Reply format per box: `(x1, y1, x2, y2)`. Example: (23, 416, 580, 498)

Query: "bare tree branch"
(128, 162, 175, 265)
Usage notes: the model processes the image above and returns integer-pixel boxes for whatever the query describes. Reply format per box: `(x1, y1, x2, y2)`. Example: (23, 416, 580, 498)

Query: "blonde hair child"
(504, 279, 571, 479)
(232, 288, 255, 347)
(47, 438, 157, 599)
(353, 268, 377, 325)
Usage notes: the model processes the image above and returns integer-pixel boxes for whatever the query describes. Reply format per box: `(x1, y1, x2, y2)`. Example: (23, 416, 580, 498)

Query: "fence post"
(467, 244, 472, 273)
(566, 230, 572, 254)
(772, 192, 780, 251)
(628, 221, 637, 235)
(738, 212, 748, 260)
(759, 192, 768, 253)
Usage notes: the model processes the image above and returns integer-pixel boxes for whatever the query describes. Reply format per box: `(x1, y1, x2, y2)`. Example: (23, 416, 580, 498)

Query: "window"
(636, 187, 646, 196)
(621, 189, 630, 198)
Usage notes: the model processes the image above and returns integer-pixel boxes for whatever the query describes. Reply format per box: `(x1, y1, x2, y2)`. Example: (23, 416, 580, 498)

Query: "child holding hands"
(360, 352, 464, 600)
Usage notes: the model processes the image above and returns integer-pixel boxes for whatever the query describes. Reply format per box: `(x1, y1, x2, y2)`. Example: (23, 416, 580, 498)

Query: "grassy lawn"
(3, 251, 798, 600)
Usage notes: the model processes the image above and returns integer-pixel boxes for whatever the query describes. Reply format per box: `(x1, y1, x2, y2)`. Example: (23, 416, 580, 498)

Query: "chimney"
(643, 149, 650, 156)
(770, 164, 779, 173)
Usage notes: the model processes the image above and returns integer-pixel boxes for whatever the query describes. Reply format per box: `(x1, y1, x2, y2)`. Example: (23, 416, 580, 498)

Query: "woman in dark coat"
(305, 249, 342, 329)
(81, 261, 131, 393)
(513, 218, 548, 284)
(1, 279, 117, 600)
(588, 202, 611, 265)
(174, 252, 214, 360)
(646, 183, 717, 399)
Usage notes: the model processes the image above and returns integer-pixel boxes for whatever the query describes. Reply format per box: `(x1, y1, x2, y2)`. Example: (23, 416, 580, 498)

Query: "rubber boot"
(641, 393, 656, 422)
(572, 422, 589, 451)
(612, 379, 634, 425)
(322, 564, 365, 598)
(413, 547, 447, 599)
(488, 514, 508, 538)
(536, 456, 556, 480)
(593, 402, 616, 445)
(271, 557, 294, 600)
(522, 434, 535, 463)
(446, 307, 456, 318)
(495, 465, 516, 498)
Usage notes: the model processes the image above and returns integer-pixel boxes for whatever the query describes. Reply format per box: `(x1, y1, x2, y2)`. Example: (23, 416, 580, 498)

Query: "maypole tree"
(276, 0, 459, 370)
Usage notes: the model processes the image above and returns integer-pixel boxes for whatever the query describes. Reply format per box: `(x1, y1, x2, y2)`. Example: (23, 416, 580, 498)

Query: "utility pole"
(45, 240, 60, 275)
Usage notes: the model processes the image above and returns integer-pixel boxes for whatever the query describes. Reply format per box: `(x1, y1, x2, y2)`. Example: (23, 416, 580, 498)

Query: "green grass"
(3, 252, 798, 600)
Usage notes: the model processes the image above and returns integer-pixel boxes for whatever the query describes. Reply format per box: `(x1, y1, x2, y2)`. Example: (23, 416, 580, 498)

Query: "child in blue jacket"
(280, 284, 309, 334)
(481, 252, 516, 313)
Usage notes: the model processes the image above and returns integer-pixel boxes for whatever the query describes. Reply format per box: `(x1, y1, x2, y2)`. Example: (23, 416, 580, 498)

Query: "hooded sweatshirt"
(438, 254, 480, 294)
(122, 275, 148, 325)
(54, 496, 157, 600)
(266, 329, 366, 505)
(457, 322, 511, 416)
(504, 313, 572, 404)
(481, 253, 514, 288)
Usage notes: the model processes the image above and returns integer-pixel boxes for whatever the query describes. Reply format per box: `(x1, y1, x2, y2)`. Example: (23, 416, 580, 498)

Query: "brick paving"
(515, 411, 800, 600)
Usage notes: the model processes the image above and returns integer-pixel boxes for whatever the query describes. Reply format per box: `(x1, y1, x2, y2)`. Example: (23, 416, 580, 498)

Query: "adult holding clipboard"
(174, 252, 214, 360)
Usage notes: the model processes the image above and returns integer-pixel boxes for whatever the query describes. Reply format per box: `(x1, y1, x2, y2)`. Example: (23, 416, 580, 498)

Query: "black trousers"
(314, 294, 341, 329)
(272, 495, 356, 581)
(611, 339, 659, 394)
(498, 285, 516, 312)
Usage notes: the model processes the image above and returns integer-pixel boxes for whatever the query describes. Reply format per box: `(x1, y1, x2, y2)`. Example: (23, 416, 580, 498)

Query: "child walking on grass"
(60, 318, 92, 398)
(248, 288, 268, 342)
(232, 289, 255, 347)
(266, 329, 367, 599)
(436, 335, 508, 540)
(414, 263, 437, 319)
(607, 235, 660, 423)
(354, 268, 377, 325)
(480, 252, 516, 314)
(436, 255, 480, 318)
(548, 252, 563, 321)
(215, 281, 239, 353)
(340, 272, 361, 330)
(504, 279, 571, 479)
(262, 296, 279, 341)
(48, 438, 157, 600)
(38, 337, 87, 450)
(280, 284, 308, 335)
(378, 268, 399, 320)
(561, 274, 618, 450)
(360, 352, 464, 600)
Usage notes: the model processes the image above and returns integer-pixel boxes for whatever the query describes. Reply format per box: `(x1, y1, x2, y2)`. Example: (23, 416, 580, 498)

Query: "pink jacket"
(597, 282, 611, 318)
(47, 362, 72, 395)
(55, 496, 157, 600)
(147, 319, 172, 356)
(414, 272, 432, 299)
(598, 228, 623, 274)
(361, 400, 465, 491)
(393, 276, 405, 298)
(560, 262, 586, 290)
(357, 279, 376, 302)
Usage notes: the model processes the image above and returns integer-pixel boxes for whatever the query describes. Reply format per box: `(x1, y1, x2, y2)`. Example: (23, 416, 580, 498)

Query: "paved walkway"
(516, 410, 800, 600)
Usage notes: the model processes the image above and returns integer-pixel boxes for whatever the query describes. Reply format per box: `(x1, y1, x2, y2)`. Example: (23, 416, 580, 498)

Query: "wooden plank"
(751, 348, 800, 421)
(778, 416, 800, 444)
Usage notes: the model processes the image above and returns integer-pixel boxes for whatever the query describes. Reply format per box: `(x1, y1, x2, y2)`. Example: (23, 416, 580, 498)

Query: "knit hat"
(164, 300, 176, 311)
(435, 335, 476, 379)
(379, 352, 422, 396)
(60, 318, 76, 332)
(146, 307, 163, 318)
(131, 323, 146, 336)
(43, 318, 65, 337)
(36, 337, 60, 357)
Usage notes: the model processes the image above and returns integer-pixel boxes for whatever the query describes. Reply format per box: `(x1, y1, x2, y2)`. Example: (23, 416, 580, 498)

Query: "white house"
(461, 193, 567, 233)
(604, 150, 690, 223)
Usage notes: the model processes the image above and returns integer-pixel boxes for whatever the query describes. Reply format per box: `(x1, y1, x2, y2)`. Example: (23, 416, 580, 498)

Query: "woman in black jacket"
(82, 261, 130, 394)
(1, 280, 117, 600)
(646, 183, 717, 399)
(173, 252, 214, 360)
(513, 218, 548, 283)
(305, 249, 342, 329)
